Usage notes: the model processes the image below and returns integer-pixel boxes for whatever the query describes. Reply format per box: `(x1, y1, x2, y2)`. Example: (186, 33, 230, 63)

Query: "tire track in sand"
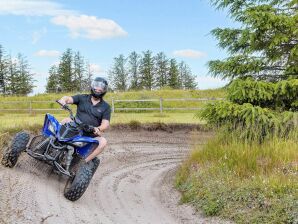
(0, 130, 231, 224)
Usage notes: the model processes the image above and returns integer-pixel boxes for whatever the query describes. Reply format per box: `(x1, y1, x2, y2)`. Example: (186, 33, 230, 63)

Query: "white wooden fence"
(0, 98, 224, 114)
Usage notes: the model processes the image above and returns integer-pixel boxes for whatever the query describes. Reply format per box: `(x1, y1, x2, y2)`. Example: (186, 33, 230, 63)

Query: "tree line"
(108, 50, 197, 91)
(0, 44, 35, 95)
(46, 48, 95, 93)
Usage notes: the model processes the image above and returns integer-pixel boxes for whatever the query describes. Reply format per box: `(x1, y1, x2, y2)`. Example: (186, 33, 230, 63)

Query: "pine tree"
(6, 55, 18, 95)
(128, 51, 140, 90)
(46, 65, 60, 93)
(154, 52, 169, 89)
(58, 48, 73, 92)
(73, 51, 85, 91)
(200, 0, 298, 142)
(184, 71, 197, 89)
(15, 53, 35, 95)
(179, 61, 197, 89)
(139, 50, 155, 90)
(82, 62, 94, 92)
(168, 59, 179, 89)
(108, 54, 128, 91)
(178, 61, 187, 89)
(209, 0, 298, 81)
(0, 45, 7, 94)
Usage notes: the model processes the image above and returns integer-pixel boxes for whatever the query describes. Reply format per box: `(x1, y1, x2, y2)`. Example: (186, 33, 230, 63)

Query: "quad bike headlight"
(72, 142, 88, 147)
(48, 122, 56, 134)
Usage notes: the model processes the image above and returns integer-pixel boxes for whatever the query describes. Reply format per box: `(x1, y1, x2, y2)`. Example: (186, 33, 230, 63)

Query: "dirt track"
(0, 129, 230, 224)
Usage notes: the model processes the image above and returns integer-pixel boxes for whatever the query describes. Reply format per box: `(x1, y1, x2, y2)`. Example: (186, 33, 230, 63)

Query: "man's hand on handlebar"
(93, 127, 102, 136)
(81, 124, 95, 133)
(56, 99, 66, 106)
(56, 100, 71, 111)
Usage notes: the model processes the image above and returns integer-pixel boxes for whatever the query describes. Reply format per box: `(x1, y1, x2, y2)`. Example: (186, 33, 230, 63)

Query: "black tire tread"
(64, 158, 100, 201)
(1, 131, 30, 168)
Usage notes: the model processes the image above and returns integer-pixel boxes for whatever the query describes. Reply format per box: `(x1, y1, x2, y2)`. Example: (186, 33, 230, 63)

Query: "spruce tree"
(58, 48, 73, 92)
(168, 59, 179, 89)
(82, 62, 94, 92)
(154, 52, 169, 89)
(15, 53, 35, 95)
(46, 65, 60, 93)
(200, 0, 298, 141)
(179, 61, 197, 89)
(128, 51, 140, 90)
(6, 55, 18, 94)
(73, 51, 85, 91)
(0, 45, 7, 94)
(209, 0, 298, 81)
(108, 54, 128, 91)
(139, 50, 155, 90)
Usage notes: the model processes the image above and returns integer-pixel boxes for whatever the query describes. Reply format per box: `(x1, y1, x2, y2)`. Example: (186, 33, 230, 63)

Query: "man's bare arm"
(58, 96, 74, 105)
(94, 119, 110, 136)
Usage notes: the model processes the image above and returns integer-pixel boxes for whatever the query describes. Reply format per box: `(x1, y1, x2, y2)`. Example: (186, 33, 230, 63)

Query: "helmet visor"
(91, 80, 107, 92)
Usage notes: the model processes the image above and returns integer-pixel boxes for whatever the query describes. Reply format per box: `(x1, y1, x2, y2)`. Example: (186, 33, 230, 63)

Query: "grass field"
(0, 89, 226, 112)
(0, 89, 221, 133)
(0, 112, 204, 134)
(0, 88, 226, 102)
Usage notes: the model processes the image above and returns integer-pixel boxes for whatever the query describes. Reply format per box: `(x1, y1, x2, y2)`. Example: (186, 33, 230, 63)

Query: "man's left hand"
(93, 127, 102, 136)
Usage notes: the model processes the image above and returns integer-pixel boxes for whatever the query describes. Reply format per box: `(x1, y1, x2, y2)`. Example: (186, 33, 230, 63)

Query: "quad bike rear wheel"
(1, 131, 30, 168)
(64, 157, 100, 201)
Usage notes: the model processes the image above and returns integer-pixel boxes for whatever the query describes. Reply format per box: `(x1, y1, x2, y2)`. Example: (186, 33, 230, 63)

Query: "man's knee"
(96, 136, 107, 148)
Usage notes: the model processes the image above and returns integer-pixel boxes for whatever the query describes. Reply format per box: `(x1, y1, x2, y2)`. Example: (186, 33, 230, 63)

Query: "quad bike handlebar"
(55, 100, 95, 133)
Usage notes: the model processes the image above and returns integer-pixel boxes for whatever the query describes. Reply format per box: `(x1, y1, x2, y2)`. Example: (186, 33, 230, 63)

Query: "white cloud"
(0, 1, 127, 40)
(35, 50, 60, 57)
(51, 15, 128, 39)
(32, 27, 47, 44)
(89, 63, 104, 74)
(0, 0, 76, 16)
(173, 49, 207, 59)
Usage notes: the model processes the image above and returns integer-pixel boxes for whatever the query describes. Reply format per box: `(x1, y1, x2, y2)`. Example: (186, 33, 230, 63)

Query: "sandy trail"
(0, 129, 229, 224)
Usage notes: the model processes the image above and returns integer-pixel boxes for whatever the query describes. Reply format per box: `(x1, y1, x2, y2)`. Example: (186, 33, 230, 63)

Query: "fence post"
(112, 98, 115, 113)
(159, 97, 163, 114)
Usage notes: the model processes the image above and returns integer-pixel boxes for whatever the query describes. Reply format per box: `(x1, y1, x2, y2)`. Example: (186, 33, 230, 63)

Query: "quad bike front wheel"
(1, 131, 30, 168)
(64, 157, 100, 201)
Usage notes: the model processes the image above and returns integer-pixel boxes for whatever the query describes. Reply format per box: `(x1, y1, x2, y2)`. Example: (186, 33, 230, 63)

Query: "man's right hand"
(57, 99, 66, 106)
(58, 96, 74, 106)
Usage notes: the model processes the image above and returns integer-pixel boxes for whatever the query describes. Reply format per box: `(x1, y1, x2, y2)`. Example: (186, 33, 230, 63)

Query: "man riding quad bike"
(1, 77, 111, 201)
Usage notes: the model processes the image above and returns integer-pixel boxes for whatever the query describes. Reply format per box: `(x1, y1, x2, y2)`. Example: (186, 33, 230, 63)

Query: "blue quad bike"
(1, 101, 100, 201)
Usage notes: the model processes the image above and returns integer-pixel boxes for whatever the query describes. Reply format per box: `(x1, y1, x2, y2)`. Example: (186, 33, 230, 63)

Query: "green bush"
(227, 78, 298, 111)
(199, 101, 298, 142)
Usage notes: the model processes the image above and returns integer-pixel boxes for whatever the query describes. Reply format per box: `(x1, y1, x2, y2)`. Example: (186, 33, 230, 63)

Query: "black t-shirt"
(71, 94, 111, 136)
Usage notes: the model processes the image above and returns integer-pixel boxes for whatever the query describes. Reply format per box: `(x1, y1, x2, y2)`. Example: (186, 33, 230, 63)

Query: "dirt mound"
(111, 122, 210, 133)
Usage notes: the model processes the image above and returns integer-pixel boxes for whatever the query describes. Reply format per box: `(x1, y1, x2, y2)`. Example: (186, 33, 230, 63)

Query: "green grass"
(0, 112, 204, 134)
(0, 89, 219, 133)
(176, 134, 298, 223)
(0, 89, 226, 111)
(0, 88, 226, 101)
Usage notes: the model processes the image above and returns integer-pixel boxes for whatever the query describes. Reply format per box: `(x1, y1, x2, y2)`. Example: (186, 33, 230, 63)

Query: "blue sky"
(0, 0, 235, 94)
